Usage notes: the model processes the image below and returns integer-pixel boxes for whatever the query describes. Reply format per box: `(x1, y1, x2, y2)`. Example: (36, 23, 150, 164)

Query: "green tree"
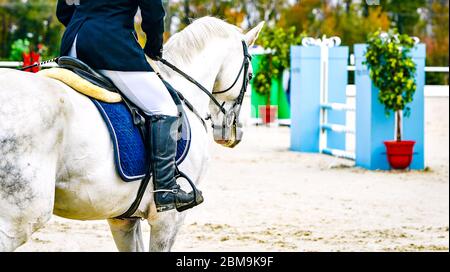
(279, 0, 321, 36)
(0, 0, 63, 60)
(253, 26, 305, 101)
(382, 0, 427, 34)
(426, 1, 449, 84)
(280, 1, 390, 46)
(330, 4, 390, 46)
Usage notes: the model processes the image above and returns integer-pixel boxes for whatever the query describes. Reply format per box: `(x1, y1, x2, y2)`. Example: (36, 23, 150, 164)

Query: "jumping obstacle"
(355, 44, 426, 170)
(290, 40, 426, 170)
(290, 37, 355, 160)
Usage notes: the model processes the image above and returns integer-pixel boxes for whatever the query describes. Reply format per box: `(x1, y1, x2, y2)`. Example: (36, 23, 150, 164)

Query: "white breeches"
(69, 36, 178, 116)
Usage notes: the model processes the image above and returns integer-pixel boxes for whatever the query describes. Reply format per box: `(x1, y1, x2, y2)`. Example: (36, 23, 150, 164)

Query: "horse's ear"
(245, 22, 265, 47)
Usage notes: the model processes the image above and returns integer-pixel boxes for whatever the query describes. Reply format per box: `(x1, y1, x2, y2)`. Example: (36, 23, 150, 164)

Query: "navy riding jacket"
(57, 0, 165, 71)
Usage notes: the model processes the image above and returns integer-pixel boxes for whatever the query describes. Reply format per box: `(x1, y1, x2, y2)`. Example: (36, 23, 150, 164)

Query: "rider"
(56, 0, 202, 213)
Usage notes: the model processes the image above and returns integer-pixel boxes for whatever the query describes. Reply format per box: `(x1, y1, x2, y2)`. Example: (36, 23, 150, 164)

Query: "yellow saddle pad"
(38, 68, 122, 103)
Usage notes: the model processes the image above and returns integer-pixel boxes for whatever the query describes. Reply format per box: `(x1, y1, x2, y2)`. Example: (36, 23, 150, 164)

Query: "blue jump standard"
(355, 44, 425, 170)
(290, 45, 349, 153)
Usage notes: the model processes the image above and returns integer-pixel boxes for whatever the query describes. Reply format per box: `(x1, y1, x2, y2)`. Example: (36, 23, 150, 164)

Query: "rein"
(158, 58, 227, 114)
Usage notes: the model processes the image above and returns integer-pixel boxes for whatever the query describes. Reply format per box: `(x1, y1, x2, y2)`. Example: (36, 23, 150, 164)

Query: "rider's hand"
(148, 48, 163, 61)
(144, 34, 163, 61)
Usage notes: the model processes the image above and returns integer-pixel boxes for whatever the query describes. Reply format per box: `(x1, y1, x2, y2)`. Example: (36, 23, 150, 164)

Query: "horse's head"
(162, 17, 264, 148)
(208, 21, 265, 148)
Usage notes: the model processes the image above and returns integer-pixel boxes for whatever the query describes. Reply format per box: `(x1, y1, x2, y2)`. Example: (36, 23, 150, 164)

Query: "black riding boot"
(149, 115, 203, 212)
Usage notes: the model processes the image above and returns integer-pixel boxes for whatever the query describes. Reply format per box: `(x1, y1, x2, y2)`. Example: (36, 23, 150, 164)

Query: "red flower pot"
(22, 51, 41, 73)
(384, 140, 416, 170)
(259, 105, 278, 124)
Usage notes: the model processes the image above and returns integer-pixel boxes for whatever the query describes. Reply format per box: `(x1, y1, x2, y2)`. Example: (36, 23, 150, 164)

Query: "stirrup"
(155, 171, 204, 213)
(174, 170, 204, 212)
(156, 203, 176, 213)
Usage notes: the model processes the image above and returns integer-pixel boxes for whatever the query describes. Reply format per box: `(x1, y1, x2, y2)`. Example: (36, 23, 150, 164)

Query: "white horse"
(0, 17, 264, 252)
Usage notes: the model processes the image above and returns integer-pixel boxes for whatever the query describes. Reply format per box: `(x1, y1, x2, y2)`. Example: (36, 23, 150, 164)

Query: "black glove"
(144, 33, 163, 61)
(139, 0, 165, 61)
(148, 48, 163, 61)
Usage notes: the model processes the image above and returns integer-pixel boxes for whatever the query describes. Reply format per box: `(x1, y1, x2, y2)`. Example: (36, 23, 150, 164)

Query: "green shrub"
(9, 39, 30, 61)
(253, 26, 305, 100)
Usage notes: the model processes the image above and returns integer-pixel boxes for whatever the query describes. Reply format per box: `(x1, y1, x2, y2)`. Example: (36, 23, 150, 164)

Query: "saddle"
(39, 56, 184, 138)
(38, 60, 122, 103)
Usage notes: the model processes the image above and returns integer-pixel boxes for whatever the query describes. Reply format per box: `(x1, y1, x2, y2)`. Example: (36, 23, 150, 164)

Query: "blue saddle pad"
(91, 100, 191, 182)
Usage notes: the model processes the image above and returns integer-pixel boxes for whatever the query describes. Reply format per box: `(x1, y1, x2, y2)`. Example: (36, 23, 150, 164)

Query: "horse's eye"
(248, 73, 253, 81)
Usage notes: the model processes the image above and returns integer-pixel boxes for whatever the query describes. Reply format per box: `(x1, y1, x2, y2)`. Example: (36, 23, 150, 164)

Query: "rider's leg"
(100, 70, 203, 213)
(68, 37, 202, 212)
(98, 71, 178, 117)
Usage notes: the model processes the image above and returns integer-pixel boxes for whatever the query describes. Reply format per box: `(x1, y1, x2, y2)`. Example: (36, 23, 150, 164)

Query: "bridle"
(158, 40, 252, 147)
(159, 40, 252, 114)
(212, 40, 253, 96)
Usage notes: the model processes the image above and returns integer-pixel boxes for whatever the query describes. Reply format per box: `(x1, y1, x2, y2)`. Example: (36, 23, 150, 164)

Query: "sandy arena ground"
(17, 97, 449, 252)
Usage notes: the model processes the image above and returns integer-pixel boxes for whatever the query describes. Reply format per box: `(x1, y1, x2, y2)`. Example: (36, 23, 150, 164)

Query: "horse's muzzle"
(213, 122, 243, 148)
(215, 138, 241, 148)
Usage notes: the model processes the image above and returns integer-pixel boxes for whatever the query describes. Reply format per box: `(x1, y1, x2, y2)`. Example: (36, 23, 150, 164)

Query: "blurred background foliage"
(0, 0, 448, 84)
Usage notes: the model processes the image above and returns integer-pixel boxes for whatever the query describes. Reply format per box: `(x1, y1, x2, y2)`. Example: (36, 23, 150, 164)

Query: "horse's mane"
(163, 17, 242, 66)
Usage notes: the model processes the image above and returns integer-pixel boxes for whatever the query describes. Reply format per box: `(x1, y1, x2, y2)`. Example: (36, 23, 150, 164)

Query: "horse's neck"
(158, 39, 228, 117)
